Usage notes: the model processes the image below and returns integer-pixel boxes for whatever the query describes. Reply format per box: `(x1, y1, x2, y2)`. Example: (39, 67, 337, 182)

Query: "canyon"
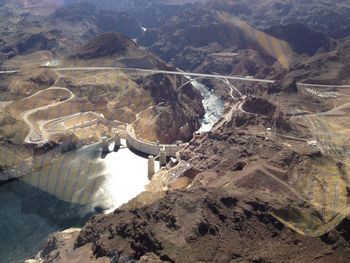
(0, 0, 350, 262)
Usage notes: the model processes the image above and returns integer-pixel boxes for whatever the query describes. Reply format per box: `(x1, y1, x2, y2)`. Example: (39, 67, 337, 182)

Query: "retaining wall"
(69, 119, 98, 130)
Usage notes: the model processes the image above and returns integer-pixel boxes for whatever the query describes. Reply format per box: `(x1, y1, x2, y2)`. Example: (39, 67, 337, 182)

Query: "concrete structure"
(126, 125, 188, 156)
(68, 119, 98, 131)
(307, 140, 318, 147)
(305, 87, 339, 98)
(41, 60, 60, 68)
(114, 130, 121, 150)
(148, 155, 155, 180)
(55, 67, 276, 84)
(60, 140, 72, 153)
(101, 136, 109, 153)
(159, 147, 167, 167)
(0, 70, 19, 75)
(176, 152, 181, 163)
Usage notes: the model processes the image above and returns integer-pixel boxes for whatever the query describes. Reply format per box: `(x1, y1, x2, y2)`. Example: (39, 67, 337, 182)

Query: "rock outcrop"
(133, 73, 205, 143)
(71, 32, 140, 59)
(242, 96, 276, 116)
(16, 32, 62, 55)
(36, 187, 350, 263)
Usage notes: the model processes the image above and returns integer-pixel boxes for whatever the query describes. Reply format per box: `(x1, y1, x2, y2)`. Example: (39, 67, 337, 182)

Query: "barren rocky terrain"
(34, 107, 350, 262)
(1, 0, 350, 262)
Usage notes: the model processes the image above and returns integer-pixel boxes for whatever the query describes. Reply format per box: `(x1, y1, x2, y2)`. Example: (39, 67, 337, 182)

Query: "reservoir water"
(0, 81, 223, 263)
(0, 141, 159, 263)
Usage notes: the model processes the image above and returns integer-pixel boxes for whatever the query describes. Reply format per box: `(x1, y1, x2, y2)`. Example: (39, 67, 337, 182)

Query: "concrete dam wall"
(126, 125, 188, 156)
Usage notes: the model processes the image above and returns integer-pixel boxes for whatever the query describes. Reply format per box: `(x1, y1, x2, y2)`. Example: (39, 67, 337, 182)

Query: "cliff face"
(71, 32, 140, 59)
(242, 97, 276, 116)
(73, 188, 348, 263)
(266, 23, 331, 56)
(37, 188, 350, 263)
(16, 32, 62, 55)
(133, 74, 205, 144)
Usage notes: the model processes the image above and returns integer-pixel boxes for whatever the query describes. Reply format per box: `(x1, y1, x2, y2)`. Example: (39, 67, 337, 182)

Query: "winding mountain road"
(22, 87, 75, 143)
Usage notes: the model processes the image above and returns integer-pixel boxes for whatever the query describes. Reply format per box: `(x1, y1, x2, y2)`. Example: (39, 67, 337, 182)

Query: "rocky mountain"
(52, 188, 350, 263)
(64, 0, 137, 11)
(65, 32, 205, 144)
(138, 8, 254, 65)
(3, 0, 64, 9)
(71, 32, 141, 59)
(17, 0, 64, 8)
(16, 31, 63, 55)
(52, 3, 143, 38)
(2, 0, 349, 67)
(63, 0, 208, 11)
(0, 2, 145, 64)
(208, 0, 350, 39)
(1, 0, 350, 262)
(1, 0, 65, 15)
(266, 23, 332, 56)
(95, 11, 142, 38)
(131, 0, 350, 84)
(282, 37, 350, 84)
(34, 106, 350, 262)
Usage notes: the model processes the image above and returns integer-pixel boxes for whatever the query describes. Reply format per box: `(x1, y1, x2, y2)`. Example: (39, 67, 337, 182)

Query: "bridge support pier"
(159, 147, 167, 167)
(101, 136, 109, 153)
(148, 155, 155, 180)
(176, 151, 181, 163)
(114, 130, 121, 150)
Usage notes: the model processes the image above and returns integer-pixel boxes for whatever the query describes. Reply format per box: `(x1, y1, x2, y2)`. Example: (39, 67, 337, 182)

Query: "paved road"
(0, 70, 19, 74)
(39, 112, 84, 136)
(236, 98, 252, 115)
(212, 91, 244, 130)
(209, 52, 239, 57)
(297, 83, 350, 88)
(293, 102, 350, 118)
(55, 66, 350, 89)
(22, 87, 75, 143)
(222, 78, 242, 99)
(55, 67, 276, 84)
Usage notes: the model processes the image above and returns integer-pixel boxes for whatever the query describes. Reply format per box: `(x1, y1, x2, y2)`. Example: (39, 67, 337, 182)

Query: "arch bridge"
(175, 75, 243, 100)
